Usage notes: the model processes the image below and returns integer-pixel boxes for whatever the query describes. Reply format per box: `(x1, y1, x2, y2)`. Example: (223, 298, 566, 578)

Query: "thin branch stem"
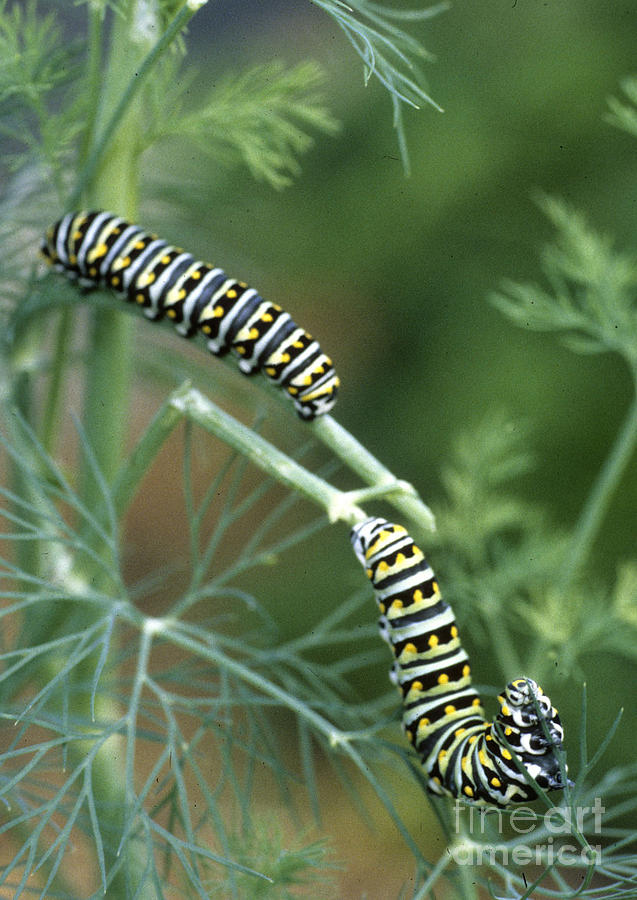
(41, 309, 73, 456)
(558, 383, 637, 590)
(311, 413, 436, 530)
(169, 384, 366, 524)
(112, 382, 434, 533)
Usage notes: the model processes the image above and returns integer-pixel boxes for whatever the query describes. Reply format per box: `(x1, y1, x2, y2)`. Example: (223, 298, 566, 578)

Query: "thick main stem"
(558, 385, 637, 591)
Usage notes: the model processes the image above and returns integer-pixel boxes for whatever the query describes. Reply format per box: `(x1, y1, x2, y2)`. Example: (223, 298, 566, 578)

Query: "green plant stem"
(156, 615, 426, 862)
(481, 609, 522, 683)
(112, 392, 185, 516)
(55, 5, 201, 895)
(41, 308, 73, 455)
(311, 414, 435, 530)
(77, 4, 105, 172)
(112, 382, 435, 532)
(412, 851, 452, 899)
(169, 384, 366, 523)
(558, 385, 637, 590)
(67, 2, 199, 210)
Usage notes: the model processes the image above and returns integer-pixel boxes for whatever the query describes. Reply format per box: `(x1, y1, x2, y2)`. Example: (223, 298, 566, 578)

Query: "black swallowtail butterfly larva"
(41, 211, 339, 420)
(351, 516, 568, 807)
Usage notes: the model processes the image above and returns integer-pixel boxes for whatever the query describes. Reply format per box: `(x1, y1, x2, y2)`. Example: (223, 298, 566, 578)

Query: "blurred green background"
(157, 0, 637, 560)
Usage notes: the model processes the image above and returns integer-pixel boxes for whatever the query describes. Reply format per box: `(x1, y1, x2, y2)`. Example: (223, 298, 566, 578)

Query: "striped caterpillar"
(351, 517, 567, 807)
(41, 210, 339, 420)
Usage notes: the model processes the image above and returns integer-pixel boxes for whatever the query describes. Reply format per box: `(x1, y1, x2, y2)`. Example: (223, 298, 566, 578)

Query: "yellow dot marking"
(472, 698, 482, 707)
(491, 777, 501, 787)
(390, 599, 403, 611)
(463, 665, 471, 677)
(428, 634, 439, 648)
(226, 289, 238, 299)
(438, 750, 447, 761)
(135, 294, 145, 305)
(213, 305, 224, 317)
(438, 673, 449, 685)
(464, 785, 474, 797)
(444, 704, 456, 715)
(502, 748, 512, 760)
(411, 681, 423, 693)
(167, 310, 177, 319)
(413, 589, 423, 603)
(404, 642, 417, 654)
(451, 626, 458, 638)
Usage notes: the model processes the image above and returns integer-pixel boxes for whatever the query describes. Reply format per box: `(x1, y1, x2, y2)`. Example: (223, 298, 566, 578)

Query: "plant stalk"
(558, 386, 637, 590)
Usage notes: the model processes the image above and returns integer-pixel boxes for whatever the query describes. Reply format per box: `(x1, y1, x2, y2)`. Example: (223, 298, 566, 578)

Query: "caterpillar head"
(497, 677, 568, 792)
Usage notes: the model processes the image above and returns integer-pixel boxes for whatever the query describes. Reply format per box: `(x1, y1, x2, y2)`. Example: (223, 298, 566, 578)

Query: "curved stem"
(311, 414, 436, 531)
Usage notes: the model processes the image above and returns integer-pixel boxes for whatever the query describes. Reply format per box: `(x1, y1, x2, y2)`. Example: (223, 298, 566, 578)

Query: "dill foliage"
(0, 2, 636, 899)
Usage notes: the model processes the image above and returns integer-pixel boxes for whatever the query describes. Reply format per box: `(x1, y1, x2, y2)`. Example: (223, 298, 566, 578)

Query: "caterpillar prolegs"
(350, 517, 568, 808)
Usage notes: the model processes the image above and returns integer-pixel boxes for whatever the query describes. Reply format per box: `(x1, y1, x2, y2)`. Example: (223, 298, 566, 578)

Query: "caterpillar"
(350, 516, 568, 808)
(41, 211, 339, 420)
